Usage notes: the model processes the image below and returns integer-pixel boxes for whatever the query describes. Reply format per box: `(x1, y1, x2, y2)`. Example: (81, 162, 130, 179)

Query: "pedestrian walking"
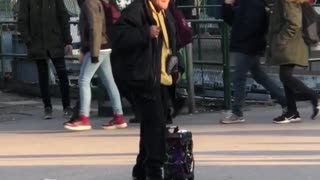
(267, 0, 320, 124)
(220, 0, 287, 124)
(18, 0, 73, 119)
(64, 0, 127, 131)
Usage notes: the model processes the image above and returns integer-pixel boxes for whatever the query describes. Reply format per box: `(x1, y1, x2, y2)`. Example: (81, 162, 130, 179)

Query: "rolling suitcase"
(164, 126, 195, 180)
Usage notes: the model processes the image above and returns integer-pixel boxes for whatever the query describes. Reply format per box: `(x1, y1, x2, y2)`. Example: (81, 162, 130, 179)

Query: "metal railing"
(0, 20, 80, 86)
(187, 19, 231, 110)
(0, 9, 232, 113)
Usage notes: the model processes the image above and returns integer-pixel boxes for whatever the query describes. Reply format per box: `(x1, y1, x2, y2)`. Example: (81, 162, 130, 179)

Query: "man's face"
(151, 0, 170, 10)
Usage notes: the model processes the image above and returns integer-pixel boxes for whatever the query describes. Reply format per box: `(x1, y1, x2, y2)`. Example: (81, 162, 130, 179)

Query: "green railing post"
(221, 22, 231, 110)
(186, 43, 196, 113)
(195, 1, 203, 61)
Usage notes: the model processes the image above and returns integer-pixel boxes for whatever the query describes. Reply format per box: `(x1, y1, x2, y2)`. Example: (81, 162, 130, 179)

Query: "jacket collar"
(143, 0, 157, 25)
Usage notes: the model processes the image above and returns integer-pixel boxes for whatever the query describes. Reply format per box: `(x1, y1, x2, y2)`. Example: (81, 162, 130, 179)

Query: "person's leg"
(283, 84, 297, 113)
(63, 99, 80, 125)
(279, 64, 318, 119)
(221, 52, 252, 124)
(36, 60, 51, 108)
(64, 53, 101, 131)
(78, 53, 102, 117)
(249, 57, 287, 108)
(51, 57, 71, 110)
(133, 105, 147, 179)
(166, 85, 176, 124)
(97, 50, 123, 115)
(273, 65, 301, 123)
(36, 59, 53, 119)
(231, 53, 254, 117)
(97, 50, 127, 129)
(118, 80, 140, 123)
(161, 86, 170, 125)
(135, 88, 166, 179)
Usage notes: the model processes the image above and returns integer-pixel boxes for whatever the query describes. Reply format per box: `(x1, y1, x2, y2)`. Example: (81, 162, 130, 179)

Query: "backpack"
(168, 2, 193, 50)
(301, 3, 320, 45)
(100, 0, 121, 30)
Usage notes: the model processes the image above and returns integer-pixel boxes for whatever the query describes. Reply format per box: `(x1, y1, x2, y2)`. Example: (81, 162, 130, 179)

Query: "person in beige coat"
(267, 0, 319, 123)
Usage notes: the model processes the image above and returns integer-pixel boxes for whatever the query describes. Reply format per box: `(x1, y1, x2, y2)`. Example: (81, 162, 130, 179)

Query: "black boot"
(132, 164, 145, 180)
(63, 100, 80, 125)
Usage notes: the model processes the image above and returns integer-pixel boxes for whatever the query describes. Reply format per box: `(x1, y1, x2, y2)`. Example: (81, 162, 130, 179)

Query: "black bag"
(165, 126, 195, 180)
(301, 3, 320, 45)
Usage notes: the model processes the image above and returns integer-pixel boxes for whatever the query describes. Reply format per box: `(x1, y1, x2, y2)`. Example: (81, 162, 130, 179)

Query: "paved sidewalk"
(1, 91, 320, 180)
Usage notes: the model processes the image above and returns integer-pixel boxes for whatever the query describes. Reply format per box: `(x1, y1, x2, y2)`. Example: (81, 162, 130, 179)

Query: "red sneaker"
(64, 115, 92, 131)
(102, 114, 128, 130)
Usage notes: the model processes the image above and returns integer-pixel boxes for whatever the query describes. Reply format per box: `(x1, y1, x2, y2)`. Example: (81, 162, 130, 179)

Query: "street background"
(1, 91, 320, 180)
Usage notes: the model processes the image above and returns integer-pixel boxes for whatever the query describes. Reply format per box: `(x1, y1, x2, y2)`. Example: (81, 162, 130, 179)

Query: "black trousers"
(279, 64, 317, 113)
(133, 85, 168, 178)
(36, 57, 70, 109)
(117, 80, 141, 121)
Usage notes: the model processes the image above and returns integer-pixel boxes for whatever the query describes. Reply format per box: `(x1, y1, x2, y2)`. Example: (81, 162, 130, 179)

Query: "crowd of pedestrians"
(12, 0, 320, 179)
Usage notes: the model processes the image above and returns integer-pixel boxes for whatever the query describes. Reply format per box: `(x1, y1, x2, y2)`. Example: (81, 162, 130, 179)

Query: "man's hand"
(64, 44, 73, 56)
(150, 25, 160, 39)
(225, 0, 235, 5)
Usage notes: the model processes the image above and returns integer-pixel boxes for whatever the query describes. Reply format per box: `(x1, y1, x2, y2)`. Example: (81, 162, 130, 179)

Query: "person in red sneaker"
(64, 0, 127, 131)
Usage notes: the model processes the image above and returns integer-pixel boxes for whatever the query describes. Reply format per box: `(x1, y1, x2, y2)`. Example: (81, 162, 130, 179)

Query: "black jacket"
(111, 0, 176, 95)
(222, 0, 268, 56)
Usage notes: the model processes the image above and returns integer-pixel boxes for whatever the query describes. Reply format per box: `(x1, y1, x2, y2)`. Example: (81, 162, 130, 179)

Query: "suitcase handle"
(167, 126, 179, 133)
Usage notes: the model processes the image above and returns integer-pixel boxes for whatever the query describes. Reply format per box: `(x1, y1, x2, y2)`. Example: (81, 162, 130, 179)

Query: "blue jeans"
(232, 52, 286, 117)
(79, 50, 123, 117)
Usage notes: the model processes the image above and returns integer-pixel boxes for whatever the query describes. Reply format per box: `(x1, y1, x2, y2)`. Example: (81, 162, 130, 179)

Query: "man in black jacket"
(111, 0, 176, 179)
(18, 0, 73, 119)
(221, 0, 287, 124)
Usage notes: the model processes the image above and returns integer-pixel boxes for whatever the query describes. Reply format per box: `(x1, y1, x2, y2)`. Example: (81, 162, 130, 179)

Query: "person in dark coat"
(18, 0, 73, 119)
(220, 0, 287, 124)
(111, 0, 176, 179)
(128, 0, 187, 125)
(267, 0, 319, 123)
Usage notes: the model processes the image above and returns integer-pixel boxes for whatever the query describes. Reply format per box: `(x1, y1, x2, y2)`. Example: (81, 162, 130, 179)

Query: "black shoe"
(273, 112, 301, 124)
(63, 109, 79, 125)
(132, 164, 145, 180)
(43, 107, 53, 120)
(63, 116, 79, 126)
(129, 117, 140, 123)
(63, 106, 73, 118)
